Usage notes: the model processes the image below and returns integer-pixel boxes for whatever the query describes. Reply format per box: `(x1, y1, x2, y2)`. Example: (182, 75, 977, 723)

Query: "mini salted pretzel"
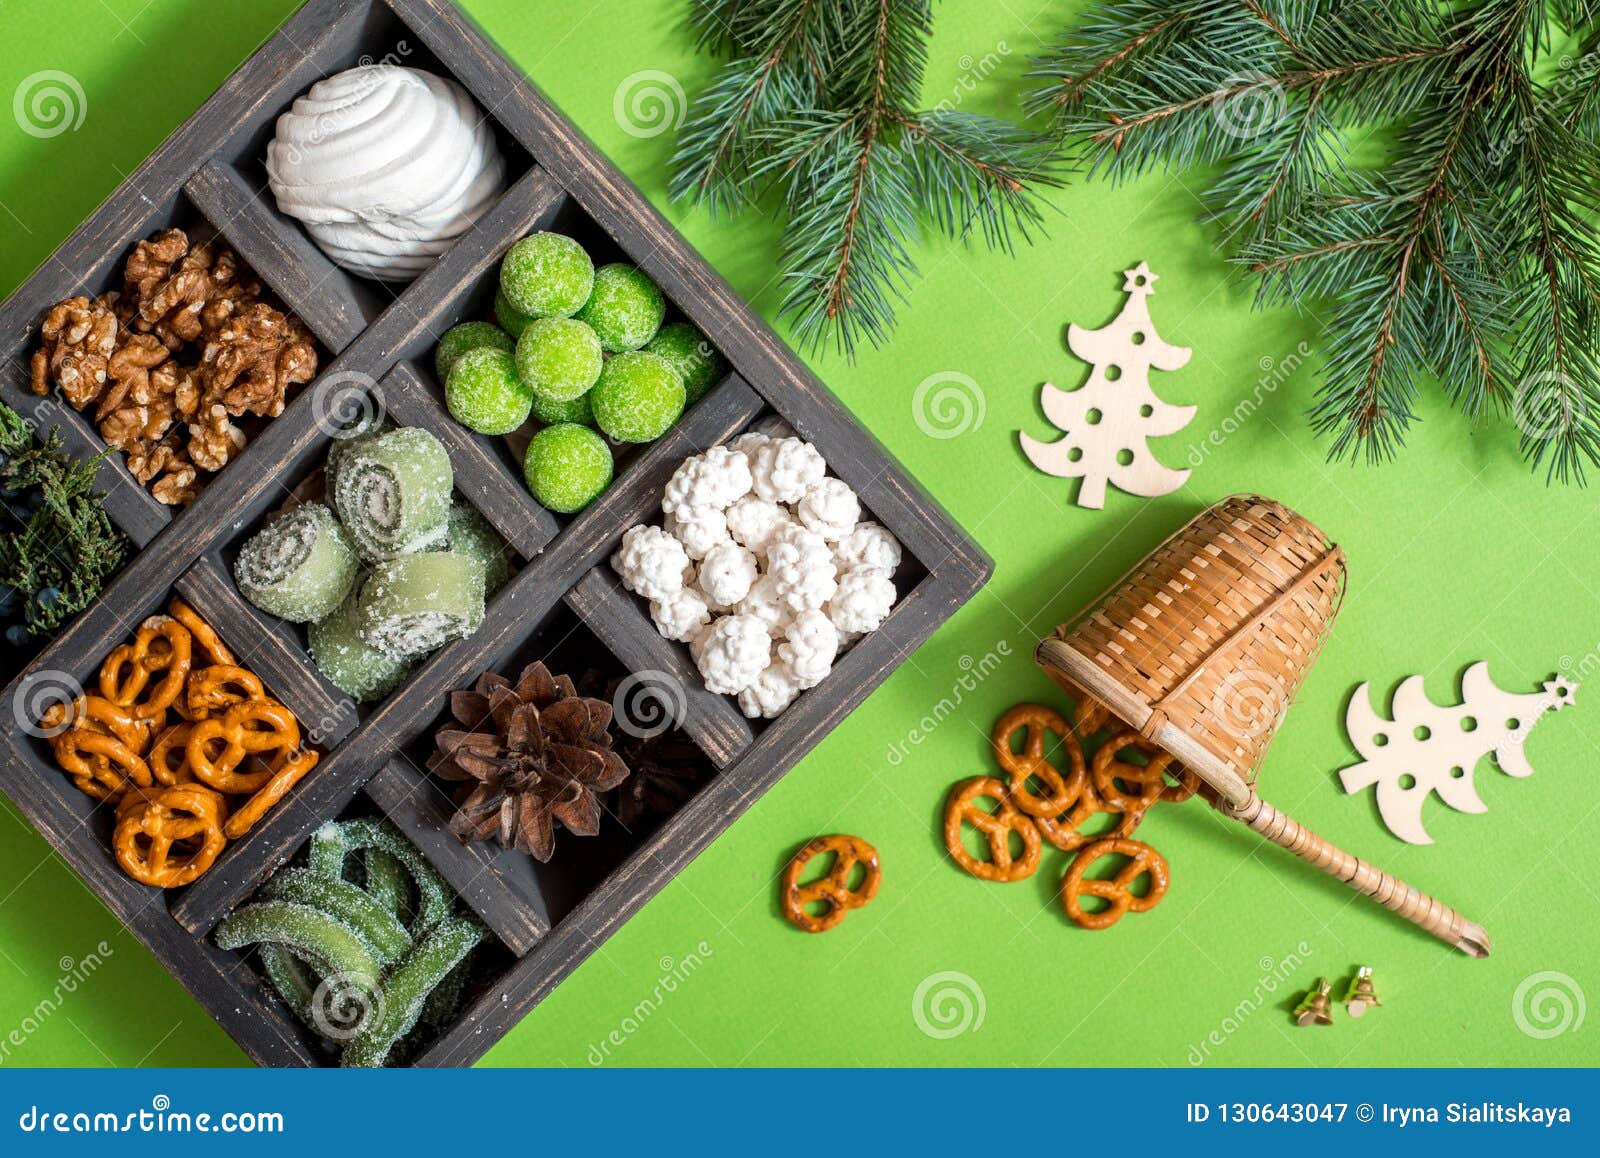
(991, 703, 1086, 818)
(43, 694, 152, 753)
(224, 747, 318, 840)
(98, 615, 192, 720)
(1091, 730, 1200, 807)
(185, 664, 266, 720)
(780, 834, 881, 933)
(1060, 837, 1170, 930)
(1033, 777, 1147, 852)
(147, 722, 196, 786)
(52, 729, 153, 801)
(113, 784, 228, 888)
(186, 699, 301, 794)
(169, 597, 236, 666)
(944, 776, 1042, 882)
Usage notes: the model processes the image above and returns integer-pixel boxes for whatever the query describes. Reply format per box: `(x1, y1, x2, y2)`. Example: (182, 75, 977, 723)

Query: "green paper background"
(1, 0, 1595, 1068)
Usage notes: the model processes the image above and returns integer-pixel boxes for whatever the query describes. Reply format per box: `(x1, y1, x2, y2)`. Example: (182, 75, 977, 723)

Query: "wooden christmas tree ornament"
(1033, 494, 1492, 957)
(1020, 262, 1196, 509)
(1339, 663, 1576, 845)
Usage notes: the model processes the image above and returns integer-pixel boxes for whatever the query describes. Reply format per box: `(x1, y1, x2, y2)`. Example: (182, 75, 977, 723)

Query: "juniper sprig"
(1, 401, 127, 637)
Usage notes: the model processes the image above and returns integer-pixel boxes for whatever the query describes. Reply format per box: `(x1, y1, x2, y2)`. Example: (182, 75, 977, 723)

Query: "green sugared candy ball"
(645, 322, 725, 405)
(500, 232, 594, 319)
(445, 348, 532, 435)
(591, 351, 685, 443)
(515, 317, 602, 402)
(494, 289, 537, 338)
(529, 388, 593, 426)
(435, 322, 514, 383)
(523, 423, 613, 514)
(576, 263, 665, 352)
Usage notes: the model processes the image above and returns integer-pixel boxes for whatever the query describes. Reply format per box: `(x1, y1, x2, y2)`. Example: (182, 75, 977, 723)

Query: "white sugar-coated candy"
(695, 614, 772, 695)
(834, 521, 902, 575)
(649, 589, 712, 643)
(698, 541, 759, 608)
(737, 574, 794, 638)
(750, 437, 826, 505)
(779, 609, 838, 690)
(661, 445, 752, 520)
(727, 431, 770, 461)
(737, 665, 800, 719)
(797, 477, 860, 541)
(612, 524, 689, 602)
(665, 507, 730, 560)
(766, 523, 837, 612)
(829, 566, 896, 635)
(724, 494, 792, 556)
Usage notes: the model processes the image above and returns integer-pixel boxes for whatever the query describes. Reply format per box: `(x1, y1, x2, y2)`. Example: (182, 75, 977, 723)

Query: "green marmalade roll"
(233, 502, 359, 623)
(332, 426, 453, 561)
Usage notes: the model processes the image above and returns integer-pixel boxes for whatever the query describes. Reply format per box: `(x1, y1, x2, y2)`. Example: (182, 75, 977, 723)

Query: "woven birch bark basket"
(1035, 494, 1491, 957)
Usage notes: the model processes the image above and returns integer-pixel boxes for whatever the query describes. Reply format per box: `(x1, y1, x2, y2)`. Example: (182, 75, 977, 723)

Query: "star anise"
(430, 662, 630, 862)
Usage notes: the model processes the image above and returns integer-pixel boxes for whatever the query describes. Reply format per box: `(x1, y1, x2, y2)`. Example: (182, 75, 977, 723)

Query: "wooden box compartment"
(0, 0, 991, 1066)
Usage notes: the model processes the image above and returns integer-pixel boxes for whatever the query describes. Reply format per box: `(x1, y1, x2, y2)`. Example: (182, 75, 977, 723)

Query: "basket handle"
(1213, 791, 1491, 957)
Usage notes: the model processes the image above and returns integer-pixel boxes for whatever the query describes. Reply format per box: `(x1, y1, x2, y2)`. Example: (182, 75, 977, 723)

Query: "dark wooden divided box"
(0, 0, 990, 1066)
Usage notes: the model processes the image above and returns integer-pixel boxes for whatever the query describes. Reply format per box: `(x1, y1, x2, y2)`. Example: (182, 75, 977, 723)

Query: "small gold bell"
(1294, 977, 1335, 1026)
(1343, 966, 1382, 1018)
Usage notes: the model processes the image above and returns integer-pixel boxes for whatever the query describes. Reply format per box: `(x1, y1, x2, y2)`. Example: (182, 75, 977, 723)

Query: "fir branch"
(673, 0, 1062, 356)
(1026, 0, 1600, 481)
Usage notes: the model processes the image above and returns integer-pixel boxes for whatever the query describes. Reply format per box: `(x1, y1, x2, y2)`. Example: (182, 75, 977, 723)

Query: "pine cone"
(576, 670, 706, 827)
(430, 662, 630, 862)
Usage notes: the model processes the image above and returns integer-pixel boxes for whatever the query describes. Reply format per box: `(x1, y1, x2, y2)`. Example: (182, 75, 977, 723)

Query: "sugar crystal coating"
(500, 232, 594, 319)
(645, 322, 725, 404)
(309, 593, 414, 702)
(445, 499, 511, 594)
(493, 288, 537, 338)
(529, 387, 593, 426)
(515, 316, 603, 402)
(234, 502, 359, 623)
(356, 551, 486, 661)
(445, 346, 532, 435)
(576, 263, 665, 352)
(591, 351, 684, 443)
(332, 426, 453, 561)
(435, 321, 514, 382)
(522, 422, 613, 514)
